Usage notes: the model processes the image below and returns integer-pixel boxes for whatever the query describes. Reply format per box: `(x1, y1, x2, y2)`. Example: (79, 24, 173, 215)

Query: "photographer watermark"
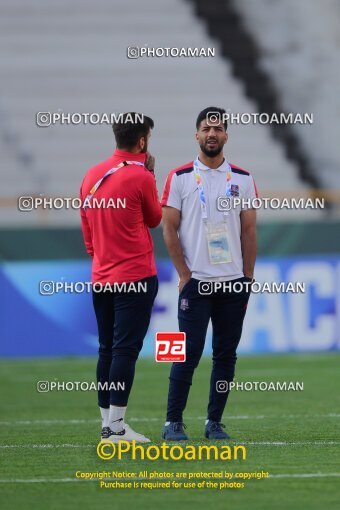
(39, 281, 148, 295)
(127, 46, 215, 59)
(36, 111, 144, 127)
(206, 110, 313, 126)
(198, 280, 305, 295)
(217, 196, 325, 211)
(97, 440, 246, 462)
(18, 196, 126, 211)
(37, 381, 125, 392)
(216, 381, 304, 392)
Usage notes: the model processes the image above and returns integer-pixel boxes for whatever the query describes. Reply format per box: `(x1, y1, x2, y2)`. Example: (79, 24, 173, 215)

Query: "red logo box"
(155, 332, 186, 362)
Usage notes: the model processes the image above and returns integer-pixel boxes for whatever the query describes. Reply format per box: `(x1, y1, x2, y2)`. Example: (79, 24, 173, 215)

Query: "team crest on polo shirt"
(180, 298, 189, 311)
(230, 184, 240, 197)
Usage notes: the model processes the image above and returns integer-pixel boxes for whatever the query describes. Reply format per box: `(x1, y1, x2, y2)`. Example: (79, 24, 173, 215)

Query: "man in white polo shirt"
(161, 107, 257, 441)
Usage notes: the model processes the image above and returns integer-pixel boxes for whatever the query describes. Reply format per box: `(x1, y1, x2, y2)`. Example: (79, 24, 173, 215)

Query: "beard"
(199, 140, 224, 158)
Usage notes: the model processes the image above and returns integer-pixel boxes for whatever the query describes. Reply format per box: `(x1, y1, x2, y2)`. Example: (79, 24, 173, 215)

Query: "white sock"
(109, 405, 127, 432)
(100, 407, 109, 428)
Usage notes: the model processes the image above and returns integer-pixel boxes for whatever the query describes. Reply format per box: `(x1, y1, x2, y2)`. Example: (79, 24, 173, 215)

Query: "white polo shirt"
(161, 157, 257, 281)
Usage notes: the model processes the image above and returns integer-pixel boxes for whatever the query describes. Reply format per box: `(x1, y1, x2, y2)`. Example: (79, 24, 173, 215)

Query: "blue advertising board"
(1, 257, 339, 357)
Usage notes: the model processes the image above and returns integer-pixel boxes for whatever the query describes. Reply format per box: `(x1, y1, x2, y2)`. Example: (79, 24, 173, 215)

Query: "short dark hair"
(196, 107, 228, 131)
(112, 113, 154, 150)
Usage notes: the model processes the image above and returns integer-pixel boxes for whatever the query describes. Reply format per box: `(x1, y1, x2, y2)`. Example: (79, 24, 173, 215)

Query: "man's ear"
(139, 136, 145, 152)
(195, 132, 199, 141)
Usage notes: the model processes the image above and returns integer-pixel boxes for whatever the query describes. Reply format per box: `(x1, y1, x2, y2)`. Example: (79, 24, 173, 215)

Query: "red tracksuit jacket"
(80, 149, 162, 284)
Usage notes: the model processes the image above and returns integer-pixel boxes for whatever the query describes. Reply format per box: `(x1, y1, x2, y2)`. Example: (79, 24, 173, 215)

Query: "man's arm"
(80, 186, 94, 257)
(162, 206, 191, 291)
(240, 208, 257, 279)
(141, 171, 162, 228)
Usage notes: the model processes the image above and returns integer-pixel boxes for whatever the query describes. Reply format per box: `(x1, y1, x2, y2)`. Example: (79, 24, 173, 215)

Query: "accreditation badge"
(206, 222, 232, 264)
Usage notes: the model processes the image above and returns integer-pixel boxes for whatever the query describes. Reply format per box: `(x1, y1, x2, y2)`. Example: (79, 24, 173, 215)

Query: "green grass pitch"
(0, 353, 339, 510)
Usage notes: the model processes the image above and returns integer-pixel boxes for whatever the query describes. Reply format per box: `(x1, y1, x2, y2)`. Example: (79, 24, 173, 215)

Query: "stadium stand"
(235, 0, 340, 189)
(0, 0, 325, 225)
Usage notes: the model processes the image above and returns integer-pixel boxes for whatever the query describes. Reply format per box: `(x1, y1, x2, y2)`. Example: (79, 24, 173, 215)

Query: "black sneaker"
(162, 422, 188, 441)
(205, 420, 230, 440)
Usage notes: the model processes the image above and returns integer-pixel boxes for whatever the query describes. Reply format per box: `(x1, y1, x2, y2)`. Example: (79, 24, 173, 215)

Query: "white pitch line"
(0, 444, 94, 449)
(269, 473, 340, 478)
(243, 441, 340, 446)
(0, 478, 88, 483)
(0, 419, 99, 426)
(0, 473, 339, 483)
(1, 441, 340, 449)
(0, 414, 339, 426)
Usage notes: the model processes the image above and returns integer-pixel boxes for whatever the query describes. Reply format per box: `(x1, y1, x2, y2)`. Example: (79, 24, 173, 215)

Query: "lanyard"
(193, 158, 232, 220)
(83, 160, 144, 209)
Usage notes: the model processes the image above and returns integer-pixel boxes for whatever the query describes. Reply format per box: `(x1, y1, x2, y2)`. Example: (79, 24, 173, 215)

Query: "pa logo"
(155, 332, 186, 362)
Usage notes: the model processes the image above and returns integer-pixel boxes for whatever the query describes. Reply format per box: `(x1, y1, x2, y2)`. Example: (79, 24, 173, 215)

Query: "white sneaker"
(102, 423, 151, 443)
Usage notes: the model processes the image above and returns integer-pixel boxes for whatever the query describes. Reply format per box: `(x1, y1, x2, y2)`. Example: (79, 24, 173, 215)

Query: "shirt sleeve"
(141, 171, 162, 228)
(242, 175, 258, 210)
(161, 171, 181, 210)
(79, 184, 94, 257)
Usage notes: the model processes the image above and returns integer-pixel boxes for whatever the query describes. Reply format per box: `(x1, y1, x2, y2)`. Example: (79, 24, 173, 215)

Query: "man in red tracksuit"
(80, 112, 161, 443)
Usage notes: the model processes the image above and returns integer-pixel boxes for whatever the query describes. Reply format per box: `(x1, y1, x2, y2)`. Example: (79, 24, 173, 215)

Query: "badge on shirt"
(230, 184, 239, 197)
(207, 223, 232, 265)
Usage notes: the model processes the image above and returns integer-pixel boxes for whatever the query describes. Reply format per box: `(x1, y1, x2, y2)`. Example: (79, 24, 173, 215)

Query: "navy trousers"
(93, 275, 158, 408)
(166, 277, 250, 422)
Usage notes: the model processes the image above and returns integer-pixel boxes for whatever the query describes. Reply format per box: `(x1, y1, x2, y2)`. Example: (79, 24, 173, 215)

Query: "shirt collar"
(196, 155, 228, 172)
(113, 149, 146, 163)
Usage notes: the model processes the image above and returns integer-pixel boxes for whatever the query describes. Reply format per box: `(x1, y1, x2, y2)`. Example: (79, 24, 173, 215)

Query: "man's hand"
(178, 271, 192, 293)
(243, 274, 254, 281)
(145, 152, 155, 172)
